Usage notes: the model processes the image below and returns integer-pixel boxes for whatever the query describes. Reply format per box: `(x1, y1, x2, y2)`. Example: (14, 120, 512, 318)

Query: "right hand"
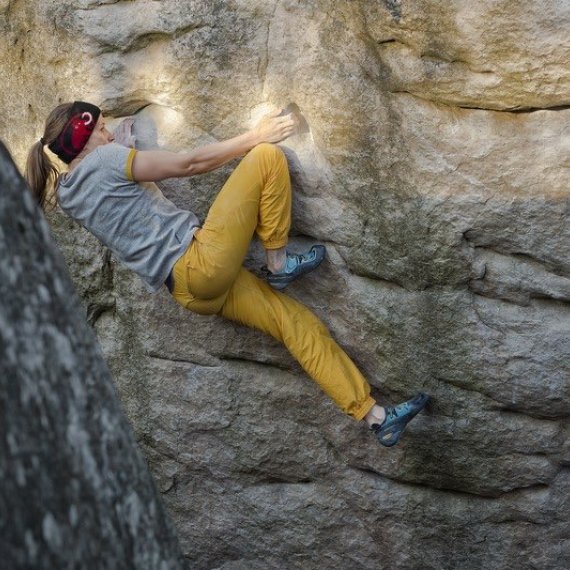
(113, 117, 137, 148)
(252, 109, 296, 144)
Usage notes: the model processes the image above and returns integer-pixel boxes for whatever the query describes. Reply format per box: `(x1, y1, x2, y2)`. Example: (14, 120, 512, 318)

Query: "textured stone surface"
(0, 144, 186, 568)
(1, 1, 570, 569)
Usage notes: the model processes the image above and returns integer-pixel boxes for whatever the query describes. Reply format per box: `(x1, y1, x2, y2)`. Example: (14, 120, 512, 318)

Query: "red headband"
(48, 101, 101, 164)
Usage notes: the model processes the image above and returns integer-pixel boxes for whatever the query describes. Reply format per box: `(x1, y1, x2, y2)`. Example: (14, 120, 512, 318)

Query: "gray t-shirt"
(58, 143, 199, 292)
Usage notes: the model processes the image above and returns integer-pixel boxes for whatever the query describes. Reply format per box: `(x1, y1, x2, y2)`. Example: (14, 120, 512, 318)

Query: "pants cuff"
(262, 238, 288, 250)
(351, 396, 377, 422)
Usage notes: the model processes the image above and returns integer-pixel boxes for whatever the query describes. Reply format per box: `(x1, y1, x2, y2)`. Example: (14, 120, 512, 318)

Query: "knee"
(249, 142, 286, 164)
(173, 293, 225, 316)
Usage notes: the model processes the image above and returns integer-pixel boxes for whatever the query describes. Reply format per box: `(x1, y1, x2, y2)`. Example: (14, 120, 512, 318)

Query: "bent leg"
(188, 143, 291, 300)
(220, 268, 375, 420)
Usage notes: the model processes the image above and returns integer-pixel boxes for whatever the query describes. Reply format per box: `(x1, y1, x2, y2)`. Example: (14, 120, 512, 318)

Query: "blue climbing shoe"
(266, 245, 326, 290)
(372, 393, 430, 447)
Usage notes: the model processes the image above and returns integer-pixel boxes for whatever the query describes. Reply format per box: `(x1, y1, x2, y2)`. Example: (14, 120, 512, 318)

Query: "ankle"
(266, 247, 287, 273)
(268, 260, 286, 273)
(364, 405, 386, 428)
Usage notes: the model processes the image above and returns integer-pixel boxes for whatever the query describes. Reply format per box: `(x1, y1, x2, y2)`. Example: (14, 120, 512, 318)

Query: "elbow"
(186, 161, 214, 177)
(184, 163, 200, 177)
(182, 158, 207, 177)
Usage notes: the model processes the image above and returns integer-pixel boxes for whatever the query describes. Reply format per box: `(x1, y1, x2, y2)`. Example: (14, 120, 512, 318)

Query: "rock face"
(2, 1, 570, 569)
(0, 143, 186, 568)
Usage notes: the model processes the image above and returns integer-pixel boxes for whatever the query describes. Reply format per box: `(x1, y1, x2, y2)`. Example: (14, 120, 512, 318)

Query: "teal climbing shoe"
(372, 393, 430, 447)
(266, 245, 326, 290)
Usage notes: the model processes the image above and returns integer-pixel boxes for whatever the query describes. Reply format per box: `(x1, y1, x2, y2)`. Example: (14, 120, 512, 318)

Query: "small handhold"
(278, 102, 310, 135)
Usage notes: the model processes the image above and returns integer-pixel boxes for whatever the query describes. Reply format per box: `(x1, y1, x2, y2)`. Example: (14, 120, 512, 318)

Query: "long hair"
(25, 103, 74, 211)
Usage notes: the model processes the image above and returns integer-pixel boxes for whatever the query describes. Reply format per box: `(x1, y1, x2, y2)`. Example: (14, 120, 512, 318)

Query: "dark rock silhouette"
(0, 141, 186, 569)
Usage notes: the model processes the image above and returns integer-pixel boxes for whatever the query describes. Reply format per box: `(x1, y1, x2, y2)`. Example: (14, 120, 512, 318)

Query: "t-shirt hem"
(141, 225, 198, 293)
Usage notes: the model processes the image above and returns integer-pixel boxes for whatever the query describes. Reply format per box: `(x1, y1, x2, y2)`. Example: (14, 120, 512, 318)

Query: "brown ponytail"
(25, 103, 74, 211)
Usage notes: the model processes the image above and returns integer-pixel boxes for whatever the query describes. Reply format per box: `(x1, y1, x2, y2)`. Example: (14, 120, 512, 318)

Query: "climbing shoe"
(265, 245, 326, 290)
(372, 393, 430, 447)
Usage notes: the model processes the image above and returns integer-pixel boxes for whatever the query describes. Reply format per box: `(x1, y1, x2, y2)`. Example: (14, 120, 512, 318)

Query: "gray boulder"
(1, 1, 569, 569)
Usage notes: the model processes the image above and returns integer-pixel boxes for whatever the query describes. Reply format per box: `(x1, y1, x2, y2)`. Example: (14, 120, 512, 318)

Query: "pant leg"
(170, 143, 374, 419)
(184, 143, 291, 301)
(220, 268, 376, 421)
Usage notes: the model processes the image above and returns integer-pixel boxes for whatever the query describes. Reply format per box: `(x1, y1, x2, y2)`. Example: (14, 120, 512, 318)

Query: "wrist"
(246, 128, 262, 148)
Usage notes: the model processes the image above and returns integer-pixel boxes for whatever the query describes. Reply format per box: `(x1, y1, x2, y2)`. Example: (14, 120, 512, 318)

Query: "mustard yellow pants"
(170, 143, 375, 420)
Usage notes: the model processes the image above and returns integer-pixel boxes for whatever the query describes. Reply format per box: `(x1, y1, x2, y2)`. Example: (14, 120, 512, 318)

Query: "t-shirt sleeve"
(125, 148, 137, 181)
(96, 143, 138, 182)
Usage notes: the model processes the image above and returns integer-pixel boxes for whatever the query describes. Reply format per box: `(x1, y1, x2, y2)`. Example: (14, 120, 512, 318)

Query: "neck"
(68, 157, 82, 172)
(68, 148, 90, 172)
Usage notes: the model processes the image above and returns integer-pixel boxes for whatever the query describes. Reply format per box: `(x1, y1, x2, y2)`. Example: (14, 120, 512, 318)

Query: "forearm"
(130, 110, 294, 182)
(183, 130, 262, 175)
(131, 131, 261, 181)
(184, 109, 295, 175)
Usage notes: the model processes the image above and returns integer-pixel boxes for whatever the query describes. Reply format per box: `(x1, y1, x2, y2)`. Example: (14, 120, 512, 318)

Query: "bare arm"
(130, 111, 295, 182)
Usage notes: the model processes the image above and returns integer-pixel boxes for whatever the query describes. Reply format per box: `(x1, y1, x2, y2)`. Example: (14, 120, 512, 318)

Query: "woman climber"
(25, 100, 429, 447)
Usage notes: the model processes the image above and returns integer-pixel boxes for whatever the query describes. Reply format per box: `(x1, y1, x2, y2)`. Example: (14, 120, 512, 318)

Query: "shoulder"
(65, 144, 115, 176)
(61, 144, 137, 189)
(94, 143, 137, 181)
(95, 142, 132, 160)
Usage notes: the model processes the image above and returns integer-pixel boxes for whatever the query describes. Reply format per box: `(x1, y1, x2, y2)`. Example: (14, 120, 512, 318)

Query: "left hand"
(113, 118, 137, 148)
(252, 109, 296, 144)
